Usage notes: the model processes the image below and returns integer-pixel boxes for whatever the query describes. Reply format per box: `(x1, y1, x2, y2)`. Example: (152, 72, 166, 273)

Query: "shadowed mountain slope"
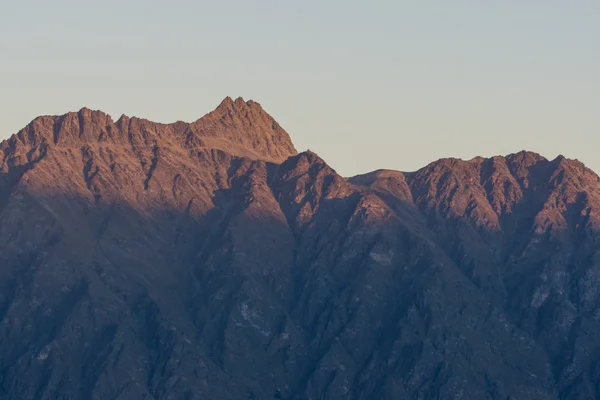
(0, 98, 599, 399)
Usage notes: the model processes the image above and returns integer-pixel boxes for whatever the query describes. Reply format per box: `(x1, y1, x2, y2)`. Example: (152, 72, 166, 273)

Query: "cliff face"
(0, 98, 599, 399)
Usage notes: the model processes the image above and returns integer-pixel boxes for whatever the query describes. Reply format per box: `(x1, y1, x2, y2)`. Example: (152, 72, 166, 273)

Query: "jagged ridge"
(1, 100, 600, 399)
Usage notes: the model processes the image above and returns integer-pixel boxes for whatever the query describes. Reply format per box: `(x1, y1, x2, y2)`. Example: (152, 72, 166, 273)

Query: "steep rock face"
(0, 99, 599, 399)
(353, 152, 600, 399)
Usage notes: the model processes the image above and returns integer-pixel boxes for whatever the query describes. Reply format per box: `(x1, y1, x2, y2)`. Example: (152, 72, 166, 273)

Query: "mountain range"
(1, 97, 600, 399)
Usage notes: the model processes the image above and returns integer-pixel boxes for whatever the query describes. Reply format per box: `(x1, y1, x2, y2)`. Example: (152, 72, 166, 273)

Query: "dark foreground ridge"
(1, 98, 600, 399)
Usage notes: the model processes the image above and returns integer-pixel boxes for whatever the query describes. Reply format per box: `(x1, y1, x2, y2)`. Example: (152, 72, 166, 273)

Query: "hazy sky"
(1, 1, 598, 176)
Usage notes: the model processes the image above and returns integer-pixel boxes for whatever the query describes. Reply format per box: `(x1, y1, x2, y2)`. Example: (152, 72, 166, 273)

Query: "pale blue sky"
(1, 1, 598, 176)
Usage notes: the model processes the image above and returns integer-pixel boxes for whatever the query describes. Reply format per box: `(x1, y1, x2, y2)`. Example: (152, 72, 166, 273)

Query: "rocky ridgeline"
(1, 98, 600, 399)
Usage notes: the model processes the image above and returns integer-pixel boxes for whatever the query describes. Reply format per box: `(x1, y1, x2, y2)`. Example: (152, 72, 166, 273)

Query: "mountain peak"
(188, 97, 297, 162)
(77, 106, 94, 115)
(216, 96, 234, 110)
(215, 96, 249, 112)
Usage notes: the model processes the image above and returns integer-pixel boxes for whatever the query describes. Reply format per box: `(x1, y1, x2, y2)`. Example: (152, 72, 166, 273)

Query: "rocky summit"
(1, 97, 600, 399)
